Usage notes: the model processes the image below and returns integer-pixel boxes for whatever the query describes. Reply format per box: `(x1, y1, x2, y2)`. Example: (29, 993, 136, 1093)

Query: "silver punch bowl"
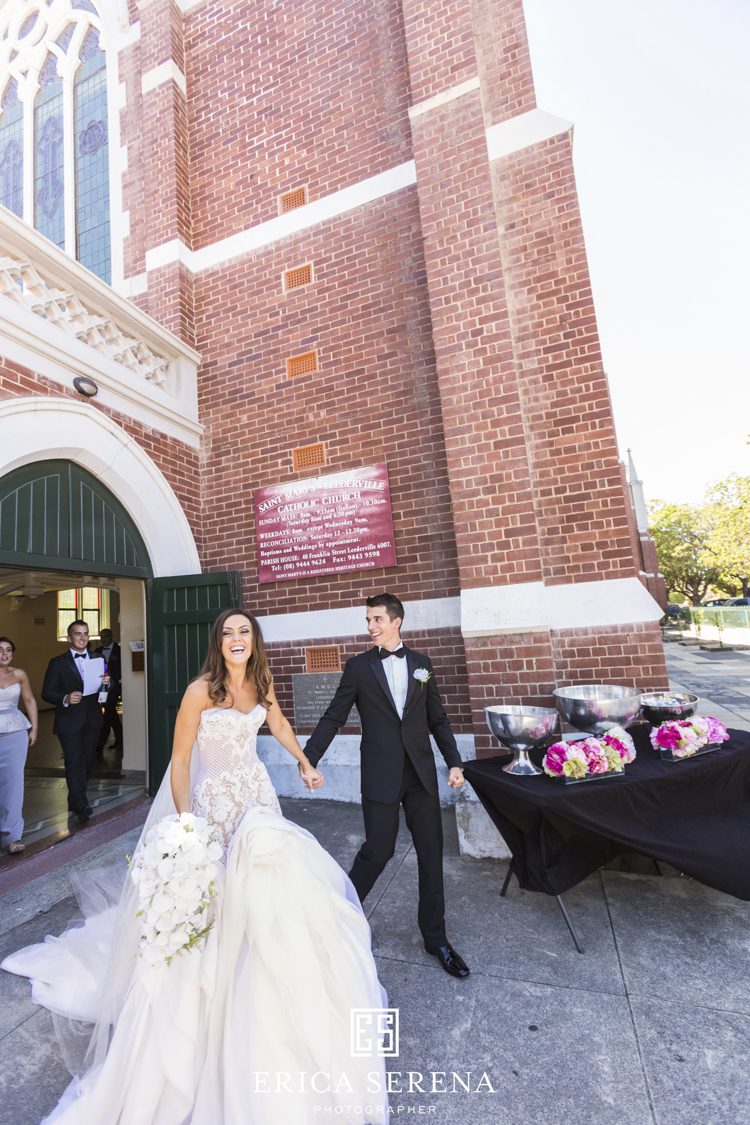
(553, 684, 641, 736)
(485, 705, 560, 776)
(640, 691, 699, 726)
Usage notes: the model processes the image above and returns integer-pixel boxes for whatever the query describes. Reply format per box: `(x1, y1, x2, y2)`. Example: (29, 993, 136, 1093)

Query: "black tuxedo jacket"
(94, 642, 122, 688)
(42, 651, 104, 736)
(304, 645, 461, 803)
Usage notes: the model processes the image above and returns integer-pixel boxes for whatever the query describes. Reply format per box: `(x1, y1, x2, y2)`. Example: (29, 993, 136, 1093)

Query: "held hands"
(298, 760, 324, 791)
(447, 767, 465, 790)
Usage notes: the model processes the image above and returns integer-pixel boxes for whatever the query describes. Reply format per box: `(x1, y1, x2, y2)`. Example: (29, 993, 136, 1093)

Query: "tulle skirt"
(2, 807, 388, 1124)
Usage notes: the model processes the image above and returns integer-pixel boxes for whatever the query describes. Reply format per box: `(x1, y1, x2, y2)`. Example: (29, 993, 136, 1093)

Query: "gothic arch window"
(0, 1, 112, 283)
(0, 79, 23, 216)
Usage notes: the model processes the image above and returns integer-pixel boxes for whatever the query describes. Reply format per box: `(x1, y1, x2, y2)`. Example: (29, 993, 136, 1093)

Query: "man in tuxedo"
(304, 593, 470, 978)
(94, 628, 123, 754)
(42, 620, 105, 824)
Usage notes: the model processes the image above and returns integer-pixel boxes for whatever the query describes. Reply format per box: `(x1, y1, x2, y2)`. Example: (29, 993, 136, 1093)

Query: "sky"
(522, 0, 749, 506)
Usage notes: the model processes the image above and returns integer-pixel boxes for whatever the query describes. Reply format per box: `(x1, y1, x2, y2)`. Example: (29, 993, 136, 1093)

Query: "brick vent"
(279, 186, 307, 214)
(286, 350, 318, 378)
(284, 263, 313, 291)
(305, 645, 341, 673)
(292, 442, 325, 471)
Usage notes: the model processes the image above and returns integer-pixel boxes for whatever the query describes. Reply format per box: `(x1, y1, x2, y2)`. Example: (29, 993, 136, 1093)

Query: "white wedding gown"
(2, 706, 388, 1124)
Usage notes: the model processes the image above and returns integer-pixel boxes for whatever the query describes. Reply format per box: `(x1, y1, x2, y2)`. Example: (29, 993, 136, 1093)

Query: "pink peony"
(581, 739, 610, 774)
(602, 725, 637, 764)
(542, 742, 568, 777)
(705, 717, 729, 744)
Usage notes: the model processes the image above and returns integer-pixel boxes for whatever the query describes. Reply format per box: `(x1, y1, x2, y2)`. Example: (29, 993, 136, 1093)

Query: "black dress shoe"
(77, 807, 92, 825)
(424, 942, 470, 979)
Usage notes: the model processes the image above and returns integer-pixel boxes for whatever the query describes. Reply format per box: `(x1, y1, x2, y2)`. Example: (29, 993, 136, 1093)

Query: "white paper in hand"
(82, 656, 105, 696)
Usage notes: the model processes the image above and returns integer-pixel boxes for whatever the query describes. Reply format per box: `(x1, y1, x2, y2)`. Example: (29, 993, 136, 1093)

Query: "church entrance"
(0, 456, 242, 852)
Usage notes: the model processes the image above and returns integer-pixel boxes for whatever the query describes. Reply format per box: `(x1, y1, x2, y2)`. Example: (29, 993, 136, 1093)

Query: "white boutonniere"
(413, 667, 432, 689)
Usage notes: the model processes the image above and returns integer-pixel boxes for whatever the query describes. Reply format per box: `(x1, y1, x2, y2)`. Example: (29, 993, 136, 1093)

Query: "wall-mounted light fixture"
(73, 376, 98, 398)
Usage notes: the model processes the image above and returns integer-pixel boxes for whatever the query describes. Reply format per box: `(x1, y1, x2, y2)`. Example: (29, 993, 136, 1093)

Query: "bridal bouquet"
(130, 813, 222, 966)
(650, 715, 729, 759)
(543, 725, 636, 780)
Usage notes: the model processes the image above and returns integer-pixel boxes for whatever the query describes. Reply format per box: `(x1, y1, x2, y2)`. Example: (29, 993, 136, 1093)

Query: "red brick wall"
(551, 622, 668, 695)
(194, 188, 460, 613)
(183, 0, 413, 249)
(465, 631, 557, 754)
(408, 90, 543, 591)
(491, 132, 637, 586)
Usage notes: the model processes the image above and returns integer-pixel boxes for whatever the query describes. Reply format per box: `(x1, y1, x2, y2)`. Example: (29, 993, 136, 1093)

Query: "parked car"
(725, 597, 750, 606)
(702, 598, 731, 606)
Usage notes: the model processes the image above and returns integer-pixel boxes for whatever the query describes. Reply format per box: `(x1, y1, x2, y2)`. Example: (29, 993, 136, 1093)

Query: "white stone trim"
(175, 0, 207, 11)
(461, 577, 663, 638)
(144, 161, 418, 275)
(0, 397, 200, 577)
(408, 76, 481, 121)
(486, 108, 573, 162)
(0, 207, 202, 445)
(145, 237, 194, 273)
(257, 596, 460, 645)
(141, 61, 187, 98)
(117, 20, 141, 49)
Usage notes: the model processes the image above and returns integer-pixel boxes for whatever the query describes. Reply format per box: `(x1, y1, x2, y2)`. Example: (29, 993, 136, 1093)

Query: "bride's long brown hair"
(197, 609, 272, 710)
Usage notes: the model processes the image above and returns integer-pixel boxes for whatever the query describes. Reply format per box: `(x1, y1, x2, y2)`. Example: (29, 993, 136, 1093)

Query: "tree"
(705, 475, 750, 597)
(648, 501, 720, 605)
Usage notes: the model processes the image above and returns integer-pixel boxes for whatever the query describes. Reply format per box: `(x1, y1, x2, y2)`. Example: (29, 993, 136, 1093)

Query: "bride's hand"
(298, 761, 324, 791)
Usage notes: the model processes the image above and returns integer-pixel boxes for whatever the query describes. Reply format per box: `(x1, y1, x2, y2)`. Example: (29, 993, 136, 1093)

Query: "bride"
(2, 610, 389, 1124)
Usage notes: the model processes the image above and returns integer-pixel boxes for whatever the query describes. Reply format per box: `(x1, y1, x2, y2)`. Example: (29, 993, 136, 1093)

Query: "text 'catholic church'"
(0, 0, 667, 803)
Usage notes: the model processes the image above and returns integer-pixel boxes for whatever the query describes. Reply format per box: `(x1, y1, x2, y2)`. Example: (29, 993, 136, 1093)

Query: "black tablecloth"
(462, 727, 750, 899)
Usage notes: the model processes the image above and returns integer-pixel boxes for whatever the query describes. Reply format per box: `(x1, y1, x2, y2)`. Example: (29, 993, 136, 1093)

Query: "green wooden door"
(0, 460, 152, 576)
(147, 572, 243, 792)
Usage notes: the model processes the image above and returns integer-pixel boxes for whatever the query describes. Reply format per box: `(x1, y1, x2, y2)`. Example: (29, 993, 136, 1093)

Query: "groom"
(304, 593, 469, 978)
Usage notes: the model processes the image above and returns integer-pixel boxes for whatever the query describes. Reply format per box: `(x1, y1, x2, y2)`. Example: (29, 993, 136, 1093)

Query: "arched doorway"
(0, 399, 242, 800)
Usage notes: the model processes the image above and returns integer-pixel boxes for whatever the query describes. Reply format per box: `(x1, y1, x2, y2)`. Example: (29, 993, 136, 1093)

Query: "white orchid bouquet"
(130, 812, 222, 966)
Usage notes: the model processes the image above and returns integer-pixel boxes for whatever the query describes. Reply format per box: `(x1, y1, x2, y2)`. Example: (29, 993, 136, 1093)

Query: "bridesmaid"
(0, 636, 37, 855)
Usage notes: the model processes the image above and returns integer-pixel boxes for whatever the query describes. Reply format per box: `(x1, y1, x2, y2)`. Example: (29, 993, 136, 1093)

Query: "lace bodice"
(0, 681, 30, 734)
(191, 705, 281, 849)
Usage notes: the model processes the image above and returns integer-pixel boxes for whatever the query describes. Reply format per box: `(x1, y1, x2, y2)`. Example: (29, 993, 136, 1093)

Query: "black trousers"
(98, 689, 122, 749)
(349, 754, 446, 948)
(58, 724, 99, 814)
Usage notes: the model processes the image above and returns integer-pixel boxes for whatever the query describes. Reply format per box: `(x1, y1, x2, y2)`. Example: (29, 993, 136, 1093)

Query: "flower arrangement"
(649, 715, 729, 759)
(543, 725, 636, 781)
(130, 812, 222, 966)
(413, 667, 432, 688)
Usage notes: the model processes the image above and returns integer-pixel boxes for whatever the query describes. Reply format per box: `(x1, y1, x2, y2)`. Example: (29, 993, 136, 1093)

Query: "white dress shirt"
(381, 644, 408, 718)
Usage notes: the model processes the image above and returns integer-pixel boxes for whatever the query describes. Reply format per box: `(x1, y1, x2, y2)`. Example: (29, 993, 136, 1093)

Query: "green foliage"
(704, 475, 750, 597)
(649, 475, 750, 602)
(649, 501, 719, 604)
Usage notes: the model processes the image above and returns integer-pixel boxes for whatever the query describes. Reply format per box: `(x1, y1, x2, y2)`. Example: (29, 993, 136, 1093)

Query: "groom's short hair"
(365, 593, 404, 622)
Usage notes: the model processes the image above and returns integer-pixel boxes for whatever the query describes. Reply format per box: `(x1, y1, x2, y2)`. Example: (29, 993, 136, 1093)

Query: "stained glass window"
(34, 53, 65, 249)
(3, 9, 112, 284)
(0, 80, 23, 217)
(74, 29, 110, 282)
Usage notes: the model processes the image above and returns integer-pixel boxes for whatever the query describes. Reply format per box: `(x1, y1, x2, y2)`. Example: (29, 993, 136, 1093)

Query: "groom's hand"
(298, 761, 324, 791)
(448, 767, 465, 789)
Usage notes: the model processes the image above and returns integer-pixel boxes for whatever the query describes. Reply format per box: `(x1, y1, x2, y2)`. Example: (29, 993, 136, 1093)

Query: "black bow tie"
(379, 647, 405, 659)
(74, 653, 86, 659)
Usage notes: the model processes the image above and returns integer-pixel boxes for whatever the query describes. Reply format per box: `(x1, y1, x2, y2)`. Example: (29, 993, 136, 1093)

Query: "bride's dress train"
(2, 706, 388, 1124)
